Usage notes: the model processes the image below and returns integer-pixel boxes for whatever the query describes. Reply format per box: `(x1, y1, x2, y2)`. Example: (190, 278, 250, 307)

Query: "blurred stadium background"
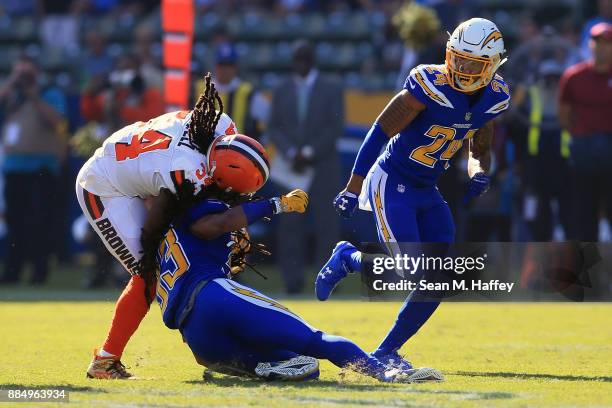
(0, 0, 610, 295)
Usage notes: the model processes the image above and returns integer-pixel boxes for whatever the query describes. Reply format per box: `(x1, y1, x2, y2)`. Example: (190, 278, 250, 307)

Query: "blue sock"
(373, 293, 440, 356)
(306, 333, 387, 380)
(372, 240, 450, 356)
(343, 248, 362, 273)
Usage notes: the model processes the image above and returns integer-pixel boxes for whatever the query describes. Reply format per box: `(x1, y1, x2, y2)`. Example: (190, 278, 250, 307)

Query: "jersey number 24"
(410, 125, 477, 168)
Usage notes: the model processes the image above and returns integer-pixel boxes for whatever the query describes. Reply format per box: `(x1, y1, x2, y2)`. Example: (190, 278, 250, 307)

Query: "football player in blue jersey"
(149, 133, 443, 382)
(315, 18, 511, 369)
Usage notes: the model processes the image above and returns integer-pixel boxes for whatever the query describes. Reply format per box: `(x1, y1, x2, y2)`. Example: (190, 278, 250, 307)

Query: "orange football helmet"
(207, 134, 270, 194)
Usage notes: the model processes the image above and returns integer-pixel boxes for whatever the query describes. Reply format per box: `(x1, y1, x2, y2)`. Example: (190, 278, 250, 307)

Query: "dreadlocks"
(138, 72, 225, 303)
(139, 179, 269, 302)
(189, 72, 224, 154)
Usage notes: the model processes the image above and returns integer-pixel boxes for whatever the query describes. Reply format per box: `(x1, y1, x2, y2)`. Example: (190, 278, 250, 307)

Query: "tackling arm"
(138, 188, 178, 301)
(468, 120, 494, 178)
(141, 188, 176, 243)
(190, 206, 252, 240)
(191, 190, 309, 240)
(345, 90, 425, 194)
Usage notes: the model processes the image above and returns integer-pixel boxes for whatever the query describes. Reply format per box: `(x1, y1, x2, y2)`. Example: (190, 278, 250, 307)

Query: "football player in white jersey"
(77, 74, 237, 379)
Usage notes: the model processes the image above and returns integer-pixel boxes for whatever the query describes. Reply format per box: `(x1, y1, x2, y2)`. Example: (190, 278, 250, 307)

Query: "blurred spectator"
(133, 23, 163, 90)
(515, 61, 573, 241)
(0, 56, 67, 284)
(580, 0, 612, 60)
(559, 23, 612, 241)
(509, 25, 577, 86)
(392, 1, 442, 89)
(80, 30, 113, 86)
(38, 0, 82, 54)
(267, 40, 344, 293)
(81, 54, 165, 128)
(205, 43, 269, 139)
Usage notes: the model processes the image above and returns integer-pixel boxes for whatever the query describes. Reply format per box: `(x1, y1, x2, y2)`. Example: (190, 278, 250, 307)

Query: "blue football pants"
(365, 165, 454, 355)
(181, 278, 387, 378)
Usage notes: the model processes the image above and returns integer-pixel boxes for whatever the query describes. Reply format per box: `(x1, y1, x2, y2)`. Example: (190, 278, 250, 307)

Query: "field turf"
(1, 290, 611, 407)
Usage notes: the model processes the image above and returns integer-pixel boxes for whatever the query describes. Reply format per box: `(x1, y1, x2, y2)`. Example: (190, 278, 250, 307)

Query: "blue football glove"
(464, 172, 491, 204)
(333, 190, 359, 218)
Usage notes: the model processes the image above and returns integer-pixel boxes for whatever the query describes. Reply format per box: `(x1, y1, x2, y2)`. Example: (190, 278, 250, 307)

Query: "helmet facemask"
(445, 48, 500, 93)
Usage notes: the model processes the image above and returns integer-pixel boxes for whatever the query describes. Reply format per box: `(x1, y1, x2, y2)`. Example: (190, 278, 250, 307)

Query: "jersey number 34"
(115, 129, 172, 161)
(410, 125, 477, 168)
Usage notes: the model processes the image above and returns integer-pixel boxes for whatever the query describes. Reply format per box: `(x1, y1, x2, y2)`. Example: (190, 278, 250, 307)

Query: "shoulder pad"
(405, 64, 454, 109)
(486, 76, 511, 114)
(170, 148, 207, 192)
(215, 113, 238, 137)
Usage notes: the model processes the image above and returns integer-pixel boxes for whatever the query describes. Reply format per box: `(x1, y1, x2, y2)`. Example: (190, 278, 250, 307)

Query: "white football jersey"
(77, 110, 237, 198)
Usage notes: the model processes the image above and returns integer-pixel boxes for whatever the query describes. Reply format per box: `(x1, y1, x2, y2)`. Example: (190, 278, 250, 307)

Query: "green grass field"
(1, 293, 611, 407)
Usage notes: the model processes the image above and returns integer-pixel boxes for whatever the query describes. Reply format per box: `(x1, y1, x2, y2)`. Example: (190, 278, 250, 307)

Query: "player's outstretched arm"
(465, 121, 494, 202)
(191, 189, 309, 240)
(335, 90, 425, 218)
(349, 90, 425, 189)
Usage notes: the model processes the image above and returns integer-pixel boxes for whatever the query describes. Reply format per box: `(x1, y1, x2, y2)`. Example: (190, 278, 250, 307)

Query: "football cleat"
(86, 350, 133, 379)
(372, 350, 413, 370)
(392, 367, 444, 383)
(315, 241, 355, 301)
(254, 355, 319, 381)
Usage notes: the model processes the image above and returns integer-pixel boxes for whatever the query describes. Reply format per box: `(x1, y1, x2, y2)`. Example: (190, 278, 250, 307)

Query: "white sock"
(98, 348, 116, 358)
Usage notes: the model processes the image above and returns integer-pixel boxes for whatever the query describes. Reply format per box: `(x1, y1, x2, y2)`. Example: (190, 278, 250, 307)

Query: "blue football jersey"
(156, 199, 232, 329)
(378, 64, 511, 186)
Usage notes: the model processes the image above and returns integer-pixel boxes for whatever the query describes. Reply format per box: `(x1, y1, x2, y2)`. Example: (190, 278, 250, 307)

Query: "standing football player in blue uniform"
(151, 133, 443, 382)
(315, 18, 511, 369)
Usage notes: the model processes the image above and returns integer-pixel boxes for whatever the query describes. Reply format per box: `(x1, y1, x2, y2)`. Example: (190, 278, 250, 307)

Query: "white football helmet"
(445, 18, 506, 93)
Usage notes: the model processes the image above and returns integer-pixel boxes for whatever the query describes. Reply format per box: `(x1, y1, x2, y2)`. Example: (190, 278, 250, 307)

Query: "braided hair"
(139, 72, 225, 302)
(139, 179, 266, 302)
(189, 72, 224, 154)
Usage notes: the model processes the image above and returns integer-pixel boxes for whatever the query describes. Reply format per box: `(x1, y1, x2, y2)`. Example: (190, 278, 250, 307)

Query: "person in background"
(38, 0, 82, 54)
(516, 60, 574, 241)
(559, 23, 612, 242)
(0, 55, 67, 284)
(580, 0, 612, 60)
(204, 43, 269, 140)
(267, 40, 344, 293)
(80, 30, 114, 86)
(80, 54, 165, 128)
(133, 23, 164, 91)
(509, 25, 577, 86)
